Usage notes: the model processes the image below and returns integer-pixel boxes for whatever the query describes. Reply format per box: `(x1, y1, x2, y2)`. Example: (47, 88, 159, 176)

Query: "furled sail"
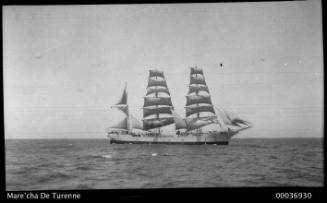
(144, 97, 173, 107)
(149, 69, 164, 78)
(143, 117, 175, 130)
(185, 105, 215, 117)
(143, 106, 172, 118)
(146, 86, 170, 96)
(190, 67, 203, 75)
(143, 70, 174, 131)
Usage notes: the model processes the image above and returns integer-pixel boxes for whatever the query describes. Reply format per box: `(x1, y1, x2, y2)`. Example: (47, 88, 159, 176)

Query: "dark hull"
(109, 139, 229, 145)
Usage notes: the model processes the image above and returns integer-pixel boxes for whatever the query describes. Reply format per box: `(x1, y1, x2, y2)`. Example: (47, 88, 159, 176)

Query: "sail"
(190, 67, 203, 75)
(143, 106, 172, 118)
(149, 69, 164, 78)
(147, 78, 167, 88)
(146, 86, 170, 96)
(171, 109, 188, 129)
(223, 109, 251, 126)
(188, 85, 209, 94)
(186, 116, 217, 131)
(215, 108, 231, 125)
(172, 107, 217, 131)
(231, 118, 250, 126)
(109, 118, 128, 130)
(143, 70, 175, 131)
(185, 105, 215, 117)
(130, 115, 143, 130)
(143, 117, 175, 130)
(186, 95, 212, 106)
(216, 107, 252, 128)
(116, 83, 127, 105)
(184, 67, 218, 131)
(115, 105, 128, 115)
(213, 107, 228, 130)
(144, 96, 172, 107)
(190, 75, 206, 85)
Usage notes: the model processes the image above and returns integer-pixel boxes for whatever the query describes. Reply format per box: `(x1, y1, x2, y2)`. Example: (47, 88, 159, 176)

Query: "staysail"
(171, 109, 188, 130)
(109, 83, 143, 131)
(215, 106, 252, 133)
(143, 69, 174, 131)
(184, 67, 218, 131)
(115, 83, 128, 106)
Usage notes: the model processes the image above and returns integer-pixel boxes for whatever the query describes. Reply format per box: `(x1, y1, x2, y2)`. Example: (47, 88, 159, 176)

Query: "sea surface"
(6, 138, 324, 190)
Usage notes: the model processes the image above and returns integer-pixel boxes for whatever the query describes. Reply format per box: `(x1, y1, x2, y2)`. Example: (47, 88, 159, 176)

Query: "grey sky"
(3, 1, 323, 139)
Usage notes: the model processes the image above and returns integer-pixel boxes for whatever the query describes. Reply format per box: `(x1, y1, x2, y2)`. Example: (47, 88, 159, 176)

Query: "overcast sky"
(3, 1, 323, 139)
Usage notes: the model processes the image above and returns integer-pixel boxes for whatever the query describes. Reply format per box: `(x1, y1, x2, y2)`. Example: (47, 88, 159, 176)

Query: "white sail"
(143, 117, 175, 130)
(109, 117, 128, 130)
(109, 82, 144, 131)
(215, 106, 252, 132)
(171, 109, 188, 130)
(130, 115, 143, 130)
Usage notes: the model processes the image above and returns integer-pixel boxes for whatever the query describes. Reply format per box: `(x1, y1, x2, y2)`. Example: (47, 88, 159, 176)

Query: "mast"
(143, 69, 174, 133)
(195, 70, 200, 135)
(185, 66, 217, 133)
(110, 82, 142, 132)
(155, 75, 160, 134)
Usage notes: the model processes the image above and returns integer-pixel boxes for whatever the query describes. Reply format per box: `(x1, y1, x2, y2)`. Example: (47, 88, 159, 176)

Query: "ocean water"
(5, 138, 323, 190)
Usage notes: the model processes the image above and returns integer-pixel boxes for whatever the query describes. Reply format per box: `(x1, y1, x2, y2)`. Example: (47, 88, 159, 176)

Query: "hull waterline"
(109, 139, 229, 145)
(107, 131, 235, 145)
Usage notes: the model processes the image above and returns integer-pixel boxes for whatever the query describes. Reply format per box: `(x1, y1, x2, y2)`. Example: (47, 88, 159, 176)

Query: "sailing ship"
(106, 67, 252, 145)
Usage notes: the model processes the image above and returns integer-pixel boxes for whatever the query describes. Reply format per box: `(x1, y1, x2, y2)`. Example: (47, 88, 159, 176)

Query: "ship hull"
(107, 132, 234, 145)
(109, 139, 228, 145)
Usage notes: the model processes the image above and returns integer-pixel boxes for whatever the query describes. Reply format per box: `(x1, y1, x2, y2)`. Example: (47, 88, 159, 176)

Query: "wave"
(74, 183, 94, 189)
(74, 165, 92, 170)
(35, 172, 77, 183)
(101, 154, 112, 159)
(269, 155, 278, 159)
(85, 153, 175, 160)
(82, 154, 112, 160)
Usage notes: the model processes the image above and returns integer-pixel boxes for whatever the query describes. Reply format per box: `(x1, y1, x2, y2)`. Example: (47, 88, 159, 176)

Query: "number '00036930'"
(275, 192, 312, 199)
